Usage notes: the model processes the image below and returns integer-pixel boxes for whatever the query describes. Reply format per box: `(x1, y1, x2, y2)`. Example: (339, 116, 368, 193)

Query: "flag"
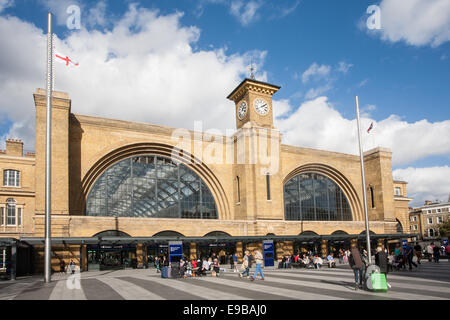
(55, 52, 79, 67)
(367, 122, 374, 133)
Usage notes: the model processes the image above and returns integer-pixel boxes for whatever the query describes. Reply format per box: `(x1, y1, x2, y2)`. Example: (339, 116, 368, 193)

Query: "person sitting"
(212, 258, 220, 277)
(326, 254, 336, 268)
(313, 255, 323, 269)
(196, 258, 208, 276)
(282, 255, 290, 269)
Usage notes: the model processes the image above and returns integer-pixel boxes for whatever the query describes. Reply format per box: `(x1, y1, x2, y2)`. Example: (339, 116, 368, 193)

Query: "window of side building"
(3, 170, 20, 187)
(394, 187, 401, 196)
(427, 217, 433, 224)
(1, 198, 23, 227)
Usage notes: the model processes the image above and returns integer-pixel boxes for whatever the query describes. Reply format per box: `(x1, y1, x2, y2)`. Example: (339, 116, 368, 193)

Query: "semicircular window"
(86, 155, 217, 219)
(284, 172, 352, 221)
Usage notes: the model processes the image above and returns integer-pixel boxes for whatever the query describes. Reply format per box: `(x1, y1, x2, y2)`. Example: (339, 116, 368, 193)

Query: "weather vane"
(248, 58, 257, 80)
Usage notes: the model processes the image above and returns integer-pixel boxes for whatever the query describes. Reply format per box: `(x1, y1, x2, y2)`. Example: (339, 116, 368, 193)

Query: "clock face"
(238, 101, 247, 120)
(253, 98, 269, 116)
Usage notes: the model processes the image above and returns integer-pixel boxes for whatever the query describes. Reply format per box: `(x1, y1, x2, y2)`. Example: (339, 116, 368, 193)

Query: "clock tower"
(227, 78, 284, 223)
(227, 78, 281, 129)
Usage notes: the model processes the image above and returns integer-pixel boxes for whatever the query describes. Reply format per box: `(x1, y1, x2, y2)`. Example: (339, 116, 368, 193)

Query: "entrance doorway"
(87, 245, 136, 271)
(198, 243, 236, 265)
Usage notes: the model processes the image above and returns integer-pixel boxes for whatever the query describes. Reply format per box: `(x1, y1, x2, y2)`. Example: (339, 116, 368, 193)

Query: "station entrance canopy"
(18, 233, 418, 246)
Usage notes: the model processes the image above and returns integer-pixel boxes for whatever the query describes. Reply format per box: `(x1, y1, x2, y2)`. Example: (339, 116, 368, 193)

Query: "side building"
(409, 200, 450, 241)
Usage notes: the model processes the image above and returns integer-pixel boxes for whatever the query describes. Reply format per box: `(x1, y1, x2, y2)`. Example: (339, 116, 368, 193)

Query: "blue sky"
(0, 0, 449, 206)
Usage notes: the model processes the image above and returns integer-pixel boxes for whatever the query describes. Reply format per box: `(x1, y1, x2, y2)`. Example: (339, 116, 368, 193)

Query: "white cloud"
(301, 63, 331, 84)
(86, 1, 107, 29)
(337, 61, 353, 74)
(370, 0, 450, 47)
(272, 99, 291, 119)
(0, 0, 13, 12)
(0, 5, 266, 150)
(393, 166, 450, 207)
(275, 97, 450, 166)
(230, 1, 262, 26)
(304, 84, 332, 100)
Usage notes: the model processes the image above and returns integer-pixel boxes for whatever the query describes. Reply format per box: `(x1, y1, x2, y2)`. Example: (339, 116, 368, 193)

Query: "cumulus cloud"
(393, 166, 450, 206)
(275, 97, 450, 166)
(0, 0, 13, 12)
(301, 63, 331, 84)
(230, 0, 262, 26)
(0, 4, 266, 149)
(366, 0, 450, 47)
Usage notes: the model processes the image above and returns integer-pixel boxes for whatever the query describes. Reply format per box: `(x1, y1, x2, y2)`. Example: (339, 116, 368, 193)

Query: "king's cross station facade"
(0, 78, 415, 277)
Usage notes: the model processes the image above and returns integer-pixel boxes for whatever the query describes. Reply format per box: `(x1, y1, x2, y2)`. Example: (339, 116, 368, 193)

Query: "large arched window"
(284, 172, 352, 221)
(86, 155, 218, 219)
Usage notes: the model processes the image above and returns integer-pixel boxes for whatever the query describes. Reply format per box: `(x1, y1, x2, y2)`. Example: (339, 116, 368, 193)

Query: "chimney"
(5, 139, 23, 156)
(424, 200, 432, 206)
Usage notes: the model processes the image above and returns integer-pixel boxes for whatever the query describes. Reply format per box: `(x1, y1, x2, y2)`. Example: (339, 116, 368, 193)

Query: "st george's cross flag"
(367, 122, 374, 133)
(55, 52, 79, 67)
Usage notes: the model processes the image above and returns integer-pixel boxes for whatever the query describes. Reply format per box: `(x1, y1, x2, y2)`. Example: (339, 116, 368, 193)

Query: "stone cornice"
(281, 144, 360, 161)
(227, 78, 280, 102)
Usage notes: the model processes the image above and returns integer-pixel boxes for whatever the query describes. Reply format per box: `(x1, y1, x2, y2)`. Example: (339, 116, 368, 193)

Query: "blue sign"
(444, 239, 448, 246)
(168, 241, 183, 262)
(263, 240, 274, 267)
(402, 239, 408, 248)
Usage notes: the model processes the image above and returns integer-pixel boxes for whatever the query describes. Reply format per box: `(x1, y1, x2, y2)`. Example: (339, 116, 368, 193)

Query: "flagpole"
(355, 96, 372, 264)
(44, 12, 53, 283)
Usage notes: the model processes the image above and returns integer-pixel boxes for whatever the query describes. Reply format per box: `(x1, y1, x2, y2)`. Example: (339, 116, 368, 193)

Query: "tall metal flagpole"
(44, 12, 53, 283)
(355, 96, 372, 264)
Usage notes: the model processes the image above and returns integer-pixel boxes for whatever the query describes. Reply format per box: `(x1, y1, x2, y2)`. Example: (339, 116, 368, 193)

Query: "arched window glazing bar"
(284, 172, 352, 221)
(86, 155, 218, 219)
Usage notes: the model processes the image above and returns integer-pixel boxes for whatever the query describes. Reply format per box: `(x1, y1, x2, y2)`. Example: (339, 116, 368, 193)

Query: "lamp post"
(44, 12, 53, 283)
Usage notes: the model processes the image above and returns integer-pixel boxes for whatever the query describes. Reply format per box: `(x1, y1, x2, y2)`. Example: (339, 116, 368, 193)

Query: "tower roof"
(226, 78, 281, 102)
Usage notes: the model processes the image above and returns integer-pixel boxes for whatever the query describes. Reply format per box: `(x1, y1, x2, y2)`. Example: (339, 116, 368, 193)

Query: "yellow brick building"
(0, 78, 414, 276)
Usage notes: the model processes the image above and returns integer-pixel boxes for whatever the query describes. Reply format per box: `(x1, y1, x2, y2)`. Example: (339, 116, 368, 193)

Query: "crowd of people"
(280, 252, 333, 269)
(154, 249, 265, 280)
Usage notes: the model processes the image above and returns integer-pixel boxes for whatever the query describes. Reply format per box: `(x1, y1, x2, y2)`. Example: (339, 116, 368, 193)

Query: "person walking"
(405, 242, 418, 270)
(69, 259, 76, 275)
(361, 249, 369, 281)
(445, 243, 450, 258)
(59, 259, 66, 274)
(433, 243, 440, 263)
(232, 253, 239, 273)
(375, 246, 390, 288)
(250, 249, 265, 281)
(240, 250, 250, 279)
(348, 247, 364, 290)
(426, 243, 434, 262)
(413, 242, 422, 264)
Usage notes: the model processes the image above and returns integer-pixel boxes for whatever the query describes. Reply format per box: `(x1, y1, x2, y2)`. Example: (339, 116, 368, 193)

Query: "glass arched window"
(86, 155, 217, 219)
(284, 172, 352, 221)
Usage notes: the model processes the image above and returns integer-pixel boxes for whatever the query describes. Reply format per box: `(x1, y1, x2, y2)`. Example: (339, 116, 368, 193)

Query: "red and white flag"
(55, 52, 79, 67)
(367, 122, 374, 133)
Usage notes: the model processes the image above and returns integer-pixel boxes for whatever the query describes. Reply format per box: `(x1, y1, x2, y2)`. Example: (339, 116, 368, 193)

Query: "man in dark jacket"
(348, 247, 364, 290)
(375, 246, 390, 288)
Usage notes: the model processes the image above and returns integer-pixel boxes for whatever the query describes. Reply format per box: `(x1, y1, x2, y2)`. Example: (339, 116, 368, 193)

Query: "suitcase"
(161, 266, 169, 278)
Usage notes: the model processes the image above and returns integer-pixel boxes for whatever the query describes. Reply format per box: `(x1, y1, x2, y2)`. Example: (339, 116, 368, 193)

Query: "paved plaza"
(1, 261, 449, 300)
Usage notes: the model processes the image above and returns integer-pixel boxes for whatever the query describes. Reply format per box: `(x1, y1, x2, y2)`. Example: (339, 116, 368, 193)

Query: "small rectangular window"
(266, 174, 271, 200)
(0, 207, 4, 226)
(3, 170, 20, 187)
(428, 217, 433, 224)
(18, 207, 22, 226)
(394, 187, 401, 196)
